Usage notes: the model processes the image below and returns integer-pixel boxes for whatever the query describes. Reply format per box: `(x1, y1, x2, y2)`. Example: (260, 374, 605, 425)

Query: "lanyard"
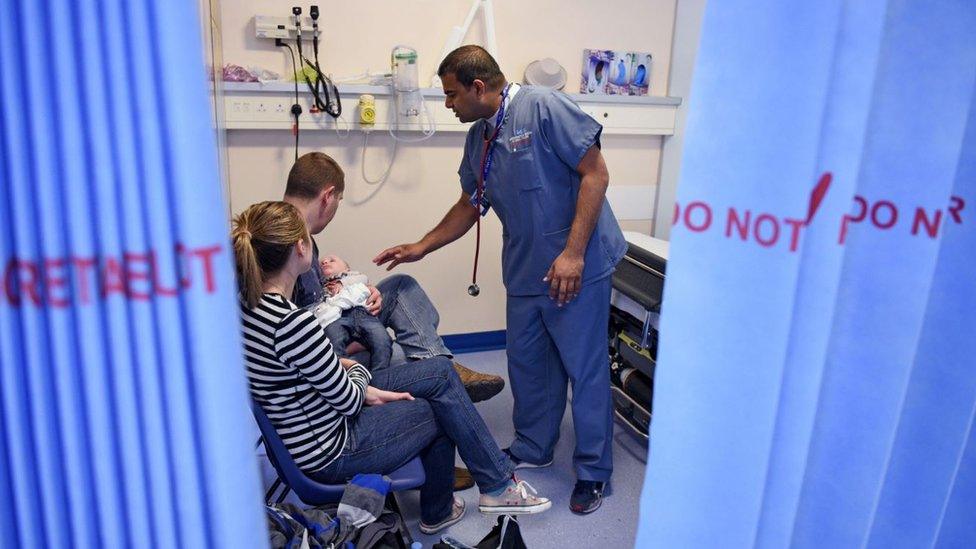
(468, 83, 512, 297)
(470, 83, 513, 216)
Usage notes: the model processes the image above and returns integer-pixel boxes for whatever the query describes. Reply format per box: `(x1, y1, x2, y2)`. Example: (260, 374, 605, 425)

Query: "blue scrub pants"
(506, 275, 614, 482)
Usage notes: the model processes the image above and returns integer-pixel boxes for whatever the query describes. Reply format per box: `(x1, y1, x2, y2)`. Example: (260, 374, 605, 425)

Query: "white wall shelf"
(222, 81, 681, 135)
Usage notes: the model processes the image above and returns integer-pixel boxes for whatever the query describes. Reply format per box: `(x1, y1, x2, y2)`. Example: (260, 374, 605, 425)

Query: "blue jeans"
(324, 307, 393, 371)
(376, 274, 453, 362)
(308, 357, 514, 524)
(296, 256, 450, 367)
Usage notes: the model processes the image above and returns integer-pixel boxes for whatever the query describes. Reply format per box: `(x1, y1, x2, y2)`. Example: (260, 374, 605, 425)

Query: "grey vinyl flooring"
(398, 349, 648, 549)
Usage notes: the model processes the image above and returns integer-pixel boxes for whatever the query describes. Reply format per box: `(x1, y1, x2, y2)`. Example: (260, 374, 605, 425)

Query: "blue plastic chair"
(252, 402, 426, 506)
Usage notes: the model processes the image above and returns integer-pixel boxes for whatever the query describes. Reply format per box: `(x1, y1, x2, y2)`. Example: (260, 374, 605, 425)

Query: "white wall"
(654, 0, 705, 239)
(221, 0, 677, 334)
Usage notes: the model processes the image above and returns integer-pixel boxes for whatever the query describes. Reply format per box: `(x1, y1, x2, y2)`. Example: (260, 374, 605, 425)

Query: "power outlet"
(255, 15, 316, 40)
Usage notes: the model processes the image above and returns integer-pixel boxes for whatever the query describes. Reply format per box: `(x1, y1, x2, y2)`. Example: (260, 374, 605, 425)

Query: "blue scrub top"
(458, 86, 627, 296)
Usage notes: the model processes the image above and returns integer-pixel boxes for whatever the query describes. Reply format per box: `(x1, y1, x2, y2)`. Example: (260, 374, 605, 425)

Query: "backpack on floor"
(434, 515, 528, 549)
(265, 503, 341, 549)
(265, 500, 412, 549)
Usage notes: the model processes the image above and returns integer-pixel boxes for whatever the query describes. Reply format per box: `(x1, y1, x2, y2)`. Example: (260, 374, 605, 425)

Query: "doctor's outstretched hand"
(545, 251, 584, 307)
(373, 242, 427, 271)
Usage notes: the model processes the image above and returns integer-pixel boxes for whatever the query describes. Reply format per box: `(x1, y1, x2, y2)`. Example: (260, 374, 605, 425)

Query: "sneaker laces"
(514, 479, 540, 500)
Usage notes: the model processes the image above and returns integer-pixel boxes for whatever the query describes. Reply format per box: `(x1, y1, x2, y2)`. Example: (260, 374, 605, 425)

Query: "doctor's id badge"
(509, 130, 533, 152)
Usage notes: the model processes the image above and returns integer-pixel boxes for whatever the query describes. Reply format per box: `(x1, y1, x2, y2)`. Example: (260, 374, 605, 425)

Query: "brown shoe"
(453, 467, 475, 491)
(453, 362, 505, 403)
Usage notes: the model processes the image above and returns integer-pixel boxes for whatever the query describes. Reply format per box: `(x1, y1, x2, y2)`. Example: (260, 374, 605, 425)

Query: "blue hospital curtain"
(636, 1, 976, 547)
(0, 0, 267, 547)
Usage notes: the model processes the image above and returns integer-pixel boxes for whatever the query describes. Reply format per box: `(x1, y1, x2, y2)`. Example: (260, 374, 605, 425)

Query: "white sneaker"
(420, 496, 466, 535)
(478, 478, 552, 515)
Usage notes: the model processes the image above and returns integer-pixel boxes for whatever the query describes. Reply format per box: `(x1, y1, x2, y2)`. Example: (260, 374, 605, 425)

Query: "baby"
(312, 254, 393, 371)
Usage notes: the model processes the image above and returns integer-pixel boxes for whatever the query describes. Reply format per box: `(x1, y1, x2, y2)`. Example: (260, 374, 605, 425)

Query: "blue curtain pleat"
(928, 82, 976, 548)
(0, 0, 267, 546)
(3, 1, 75, 545)
(638, 1, 846, 546)
(935, 409, 976, 546)
(790, 3, 976, 547)
(119, 0, 206, 545)
(753, 2, 889, 546)
(0, 6, 49, 541)
(864, 81, 976, 549)
(76, 0, 157, 536)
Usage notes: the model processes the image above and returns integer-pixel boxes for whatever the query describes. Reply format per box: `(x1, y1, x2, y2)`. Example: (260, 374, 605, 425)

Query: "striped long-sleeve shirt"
(241, 292, 371, 472)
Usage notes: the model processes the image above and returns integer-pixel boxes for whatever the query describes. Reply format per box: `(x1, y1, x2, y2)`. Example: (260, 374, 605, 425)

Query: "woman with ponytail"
(233, 201, 550, 534)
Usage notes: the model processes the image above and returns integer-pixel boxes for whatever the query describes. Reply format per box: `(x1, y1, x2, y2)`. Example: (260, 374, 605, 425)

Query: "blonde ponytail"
(231, 215, 264, 308)
(231, 201, 309, 309)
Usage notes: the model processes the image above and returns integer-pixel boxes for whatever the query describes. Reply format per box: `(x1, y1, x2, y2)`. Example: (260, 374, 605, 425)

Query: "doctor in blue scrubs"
(375, 45, 626, 514)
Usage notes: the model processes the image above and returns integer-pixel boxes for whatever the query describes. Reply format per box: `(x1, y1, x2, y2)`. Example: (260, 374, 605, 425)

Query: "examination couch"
(608, 231, 668, 440)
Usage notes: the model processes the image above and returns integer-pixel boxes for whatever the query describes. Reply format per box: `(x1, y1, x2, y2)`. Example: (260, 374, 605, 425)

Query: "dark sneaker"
(570, 480, 605, 514)
(453, 362, 505, 403)
(478, 478, 551, 515)
(420, 496, 466, 534)
(453, 466, 475, 491)
(502, 447, 553, 470)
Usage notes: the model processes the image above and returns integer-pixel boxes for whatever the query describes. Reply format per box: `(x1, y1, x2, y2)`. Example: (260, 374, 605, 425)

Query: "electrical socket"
(255, 15, 316, 40)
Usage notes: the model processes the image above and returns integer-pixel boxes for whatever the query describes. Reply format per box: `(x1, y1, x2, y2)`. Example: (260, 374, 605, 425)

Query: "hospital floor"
(398, 349, 648, 548)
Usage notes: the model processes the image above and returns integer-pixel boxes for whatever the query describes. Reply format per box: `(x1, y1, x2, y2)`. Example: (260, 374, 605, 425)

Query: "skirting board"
(443, 330, 507, 354)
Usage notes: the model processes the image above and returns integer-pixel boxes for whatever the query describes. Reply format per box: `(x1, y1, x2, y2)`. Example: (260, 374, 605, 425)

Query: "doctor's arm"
(373, 192, 479, 271)
(546, 144, 609, 306)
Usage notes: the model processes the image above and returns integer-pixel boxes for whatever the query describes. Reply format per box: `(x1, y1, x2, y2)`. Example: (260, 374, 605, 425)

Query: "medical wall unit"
(222, 82, 681, 136)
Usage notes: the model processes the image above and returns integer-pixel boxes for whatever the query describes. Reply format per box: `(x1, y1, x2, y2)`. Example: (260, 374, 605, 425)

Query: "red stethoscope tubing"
(471, 131, 499, 293)
(469, 84, 511, 297)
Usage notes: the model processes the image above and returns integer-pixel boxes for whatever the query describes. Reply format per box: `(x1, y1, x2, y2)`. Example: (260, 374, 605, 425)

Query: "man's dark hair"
(437, 45, 505, 90)
(285, 152, 345, 199)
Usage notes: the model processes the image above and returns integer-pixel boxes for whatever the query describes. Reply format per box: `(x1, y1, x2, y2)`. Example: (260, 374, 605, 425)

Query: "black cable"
(310, 18, 341, 118)
(276, 38, 302, 161)
(310, 5, 324, 109)
(278, 41, 299, 107)
(311, 14, 323, 106)
(299, 51, 327, 112)
(292, 14, 330, 116)
(302, 58, 341, 118)
(297, 41, 341, 118)
(319, 69, 342, 119)
(293, 5, 339, 118)
(295, 13, 325, 113)
(293, 106, 300, 160)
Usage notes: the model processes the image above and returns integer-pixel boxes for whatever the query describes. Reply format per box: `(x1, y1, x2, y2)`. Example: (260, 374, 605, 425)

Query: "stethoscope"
(294, 6, 341, 118)
(468, 83, 513, 297)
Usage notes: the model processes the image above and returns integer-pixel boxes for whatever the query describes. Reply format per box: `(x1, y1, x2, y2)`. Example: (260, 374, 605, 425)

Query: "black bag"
(434, 515, 528, 549)
(355, 508, 412, 549)
(476, 516, 527, 549)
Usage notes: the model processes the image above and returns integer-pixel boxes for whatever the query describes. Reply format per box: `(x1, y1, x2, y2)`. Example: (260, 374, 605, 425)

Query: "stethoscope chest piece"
(467, 284, 481, 297)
